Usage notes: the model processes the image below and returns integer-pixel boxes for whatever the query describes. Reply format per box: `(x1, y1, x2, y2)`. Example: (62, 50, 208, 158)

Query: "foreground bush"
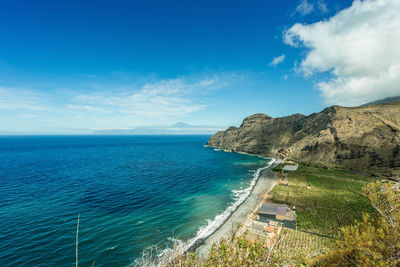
(315, 181, 400, 266)
(168, 230, 271, 266)
(136, 180, 399, 266)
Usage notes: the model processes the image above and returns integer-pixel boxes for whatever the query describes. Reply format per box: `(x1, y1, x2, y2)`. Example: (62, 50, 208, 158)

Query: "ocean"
(0, 135, 270, 266)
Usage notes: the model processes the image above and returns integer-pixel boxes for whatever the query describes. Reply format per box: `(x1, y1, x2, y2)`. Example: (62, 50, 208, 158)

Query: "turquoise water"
(0, 135, 269, 266)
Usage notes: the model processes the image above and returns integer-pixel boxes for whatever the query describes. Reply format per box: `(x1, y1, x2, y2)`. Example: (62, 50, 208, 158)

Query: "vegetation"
(271, 163, 375, 236)
(199, 231, 270, 266)
(270, 228, 332, 266)
(315, 181, 400, 266)
(164, 230, 271, 266)
(272, 164, 283, 172)
(138, 164, 399, 266)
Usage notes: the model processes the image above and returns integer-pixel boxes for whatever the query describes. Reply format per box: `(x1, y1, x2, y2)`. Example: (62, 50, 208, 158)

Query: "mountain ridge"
(206, 102, 400, 179)
(359, 96, 400, 107)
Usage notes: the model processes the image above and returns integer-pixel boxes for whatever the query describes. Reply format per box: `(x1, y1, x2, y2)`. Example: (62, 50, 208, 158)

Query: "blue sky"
(1, 0, 399, 133)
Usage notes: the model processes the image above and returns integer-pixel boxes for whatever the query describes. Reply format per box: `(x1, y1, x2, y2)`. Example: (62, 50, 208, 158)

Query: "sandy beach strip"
(195, 159, 281, 258)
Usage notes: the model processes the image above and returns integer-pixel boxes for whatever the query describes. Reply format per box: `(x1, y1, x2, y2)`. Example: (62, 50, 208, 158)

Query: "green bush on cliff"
(168, 230, 271, 266)
(314, 181, 400, 266)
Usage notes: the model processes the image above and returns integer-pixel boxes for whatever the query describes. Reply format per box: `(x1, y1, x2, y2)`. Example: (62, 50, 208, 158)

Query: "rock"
(207, 101, 400, 179)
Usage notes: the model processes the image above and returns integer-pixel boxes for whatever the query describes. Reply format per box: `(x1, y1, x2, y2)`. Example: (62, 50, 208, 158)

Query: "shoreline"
(203, 145, 270, 160)
(193, 158, 280, 257)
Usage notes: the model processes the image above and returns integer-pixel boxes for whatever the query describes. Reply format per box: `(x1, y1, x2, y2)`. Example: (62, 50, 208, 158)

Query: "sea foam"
(150, 158, 276, 266)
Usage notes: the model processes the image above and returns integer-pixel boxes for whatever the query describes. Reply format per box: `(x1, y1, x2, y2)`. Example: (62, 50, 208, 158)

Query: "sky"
(0, 0, 399, 134)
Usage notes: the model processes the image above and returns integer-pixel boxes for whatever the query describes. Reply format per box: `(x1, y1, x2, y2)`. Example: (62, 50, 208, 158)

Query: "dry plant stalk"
(76, 213, 80, 267)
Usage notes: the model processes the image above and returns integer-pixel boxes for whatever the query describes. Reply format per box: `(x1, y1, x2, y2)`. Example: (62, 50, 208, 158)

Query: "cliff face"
(207, 102, 400, 179)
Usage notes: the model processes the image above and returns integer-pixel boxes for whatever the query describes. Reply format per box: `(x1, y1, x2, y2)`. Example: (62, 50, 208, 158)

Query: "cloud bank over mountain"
(285, 0, 400, 106)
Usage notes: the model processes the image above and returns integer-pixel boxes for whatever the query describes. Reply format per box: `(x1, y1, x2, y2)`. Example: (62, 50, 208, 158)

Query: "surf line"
(182, 158, 277, 253)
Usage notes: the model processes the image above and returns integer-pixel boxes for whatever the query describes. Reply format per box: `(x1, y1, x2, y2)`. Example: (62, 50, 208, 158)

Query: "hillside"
(360, 96, 400, 107)
(206, 101, 400, 179)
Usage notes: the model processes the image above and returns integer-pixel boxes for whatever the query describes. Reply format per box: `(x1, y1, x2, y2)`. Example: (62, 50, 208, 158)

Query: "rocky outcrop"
(207, 101, 400, 179)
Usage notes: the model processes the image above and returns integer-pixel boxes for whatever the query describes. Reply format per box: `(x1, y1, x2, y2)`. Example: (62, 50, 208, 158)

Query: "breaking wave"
(146, 158, 276, 266)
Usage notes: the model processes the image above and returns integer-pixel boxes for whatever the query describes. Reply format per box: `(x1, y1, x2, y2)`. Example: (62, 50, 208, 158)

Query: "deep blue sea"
(0, 135, 269, 266)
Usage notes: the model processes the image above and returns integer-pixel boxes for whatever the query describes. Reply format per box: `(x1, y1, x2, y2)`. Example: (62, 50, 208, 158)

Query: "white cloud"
(285, 0, 400, 106)
(294, 0, 328, 16)
(270, 54, 286, 67)
(317, 1, 328, 13)
(71, 75, 224, 119)
(0, 72, 245, 132)
(295, 0, 314, 15)
(0, 87, 51, 111)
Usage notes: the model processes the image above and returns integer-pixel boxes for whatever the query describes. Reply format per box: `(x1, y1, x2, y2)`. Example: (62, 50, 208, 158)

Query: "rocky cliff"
(207, 101, 400, 179)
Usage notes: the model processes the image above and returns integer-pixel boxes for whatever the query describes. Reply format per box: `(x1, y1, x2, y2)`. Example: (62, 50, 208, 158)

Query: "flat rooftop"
(258, 203, 288, 216)
(282, 165, 298, 171)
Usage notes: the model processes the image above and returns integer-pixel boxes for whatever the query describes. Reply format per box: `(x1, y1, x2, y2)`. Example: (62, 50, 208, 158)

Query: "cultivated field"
(270, 228, 332, 266)
(271, 163, 375, 236)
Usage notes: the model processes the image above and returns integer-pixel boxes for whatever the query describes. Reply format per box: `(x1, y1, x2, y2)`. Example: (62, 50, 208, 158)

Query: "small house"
(257, 203, 296, 230)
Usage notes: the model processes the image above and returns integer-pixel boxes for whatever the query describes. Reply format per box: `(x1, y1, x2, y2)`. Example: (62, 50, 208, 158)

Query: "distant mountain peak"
(172, 122, 192, 128)
(171, 122, 217, 129)
(93, 122, 225, 135)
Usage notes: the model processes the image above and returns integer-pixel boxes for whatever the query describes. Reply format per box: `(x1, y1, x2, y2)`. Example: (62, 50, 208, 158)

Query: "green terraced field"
(271, 163, 376, 236)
